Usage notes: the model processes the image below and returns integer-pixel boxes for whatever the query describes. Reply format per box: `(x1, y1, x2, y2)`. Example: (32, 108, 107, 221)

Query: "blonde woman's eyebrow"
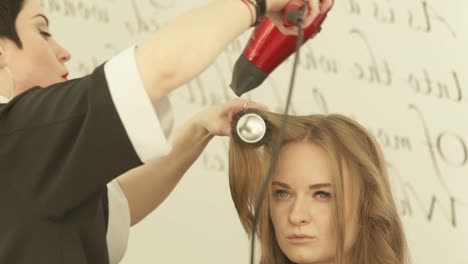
(309, 183, 331, 190)
(271, 181, 290, 189)
(272, 181, 332, 190)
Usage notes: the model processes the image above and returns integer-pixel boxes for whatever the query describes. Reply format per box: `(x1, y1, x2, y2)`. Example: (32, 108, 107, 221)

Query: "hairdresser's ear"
(0, 42, 8, 68)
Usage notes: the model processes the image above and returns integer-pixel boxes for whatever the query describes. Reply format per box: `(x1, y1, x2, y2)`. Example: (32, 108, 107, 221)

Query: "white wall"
(41, 0, 468, 263)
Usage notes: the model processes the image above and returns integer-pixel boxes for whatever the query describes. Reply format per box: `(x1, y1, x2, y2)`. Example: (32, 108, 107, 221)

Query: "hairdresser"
(0, 0, 329, 263)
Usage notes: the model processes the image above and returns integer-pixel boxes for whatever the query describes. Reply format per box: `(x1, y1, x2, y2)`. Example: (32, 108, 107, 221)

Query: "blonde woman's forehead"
(274, 141, 334, 187)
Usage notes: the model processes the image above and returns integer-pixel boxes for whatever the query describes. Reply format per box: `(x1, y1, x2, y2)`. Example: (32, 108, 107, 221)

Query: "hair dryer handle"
(282, 4, 304, 27)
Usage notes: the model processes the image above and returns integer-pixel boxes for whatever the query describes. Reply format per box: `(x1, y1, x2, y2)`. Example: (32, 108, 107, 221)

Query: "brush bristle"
(231, 109, 272, 148)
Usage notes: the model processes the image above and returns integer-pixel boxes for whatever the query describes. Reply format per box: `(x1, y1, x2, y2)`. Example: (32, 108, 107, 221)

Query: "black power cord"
(249, 4, 307, 264)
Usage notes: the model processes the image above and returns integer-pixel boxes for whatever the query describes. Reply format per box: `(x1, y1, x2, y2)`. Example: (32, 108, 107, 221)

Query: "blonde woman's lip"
(287, 234, 316, 243)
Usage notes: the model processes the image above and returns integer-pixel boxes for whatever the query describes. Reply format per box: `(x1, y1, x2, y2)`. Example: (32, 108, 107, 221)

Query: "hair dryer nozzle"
(230, 11, 329, 96)
(230, 55, 268, 96)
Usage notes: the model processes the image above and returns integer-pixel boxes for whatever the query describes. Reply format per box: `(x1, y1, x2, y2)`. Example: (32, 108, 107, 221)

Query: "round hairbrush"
(232, 108, 271, 147)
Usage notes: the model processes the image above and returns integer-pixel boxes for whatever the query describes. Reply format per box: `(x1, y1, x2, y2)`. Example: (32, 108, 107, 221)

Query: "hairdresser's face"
(270, 141, 357, 264)
(1, 0, 71, 94)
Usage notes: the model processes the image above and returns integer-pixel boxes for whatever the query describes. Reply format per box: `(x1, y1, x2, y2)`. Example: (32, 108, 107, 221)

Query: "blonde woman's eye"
(274, 189, 290, 198)
(315, 191, 331, 199)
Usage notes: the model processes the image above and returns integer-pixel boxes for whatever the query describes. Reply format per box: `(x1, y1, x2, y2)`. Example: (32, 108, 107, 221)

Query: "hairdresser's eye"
(274, 189, 291, 198)
(314, 191, 331, 200)
(39, 30, 51, 40)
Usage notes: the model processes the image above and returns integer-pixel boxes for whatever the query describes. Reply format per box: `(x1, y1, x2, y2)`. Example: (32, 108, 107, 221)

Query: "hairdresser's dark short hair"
(0, 0, 25, 48)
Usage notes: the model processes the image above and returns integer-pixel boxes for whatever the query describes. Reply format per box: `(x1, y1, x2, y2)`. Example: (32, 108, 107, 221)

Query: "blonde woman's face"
(269, 141, 357, 264)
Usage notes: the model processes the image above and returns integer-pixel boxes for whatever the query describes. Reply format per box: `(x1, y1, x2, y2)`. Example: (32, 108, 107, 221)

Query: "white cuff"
(106, 180, 131, 264)
(0, 96, 9, 103)
(104, 46, 172, 163)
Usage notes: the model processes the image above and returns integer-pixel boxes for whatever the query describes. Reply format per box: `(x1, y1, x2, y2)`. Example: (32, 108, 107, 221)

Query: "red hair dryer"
(230, 5, 329, 96)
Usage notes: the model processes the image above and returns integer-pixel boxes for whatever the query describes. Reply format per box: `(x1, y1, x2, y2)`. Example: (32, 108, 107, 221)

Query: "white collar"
(0, 95, 10, 103)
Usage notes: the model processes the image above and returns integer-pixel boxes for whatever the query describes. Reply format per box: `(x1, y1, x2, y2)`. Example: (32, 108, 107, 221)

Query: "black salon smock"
(0, 47, 172, 264)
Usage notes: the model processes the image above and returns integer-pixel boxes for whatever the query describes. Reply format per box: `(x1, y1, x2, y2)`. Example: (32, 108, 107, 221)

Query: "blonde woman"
(229, 112, 410, 264)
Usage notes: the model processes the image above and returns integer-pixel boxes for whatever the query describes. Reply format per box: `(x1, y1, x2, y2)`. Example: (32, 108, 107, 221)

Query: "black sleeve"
(102, 186, 109, 232)
(0, 64, 142, 218)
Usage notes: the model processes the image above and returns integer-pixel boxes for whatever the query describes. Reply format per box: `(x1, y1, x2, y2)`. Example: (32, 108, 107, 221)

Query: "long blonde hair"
(229, 113, 410, 264)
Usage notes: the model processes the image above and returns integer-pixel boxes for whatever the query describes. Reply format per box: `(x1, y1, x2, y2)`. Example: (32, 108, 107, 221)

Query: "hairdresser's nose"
(54, 40, 72, 63)
(289, 196, 311, 225)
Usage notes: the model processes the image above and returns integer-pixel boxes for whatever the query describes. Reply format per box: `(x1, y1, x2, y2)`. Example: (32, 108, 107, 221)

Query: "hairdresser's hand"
(267, 0, 334, 35)
(192, 99, 268, 137)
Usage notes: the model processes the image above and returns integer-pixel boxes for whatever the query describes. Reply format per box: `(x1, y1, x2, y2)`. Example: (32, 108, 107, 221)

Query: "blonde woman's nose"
(288, 197, 311, 225)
